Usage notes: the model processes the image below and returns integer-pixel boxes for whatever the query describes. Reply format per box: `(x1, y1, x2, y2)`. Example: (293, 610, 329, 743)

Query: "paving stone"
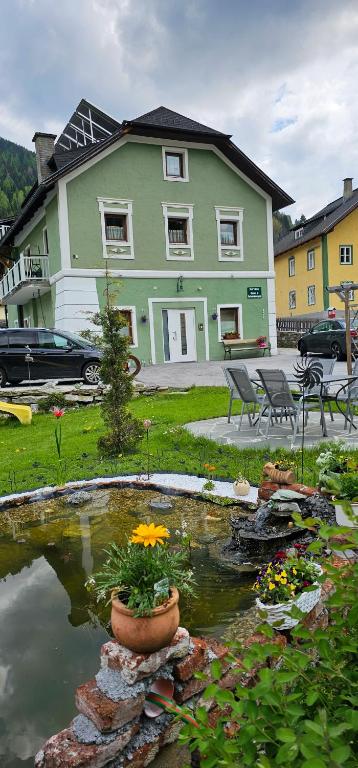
(34, 720, 138, 768)
(75, 679, 145, 732)
(101, 627, 190, 684)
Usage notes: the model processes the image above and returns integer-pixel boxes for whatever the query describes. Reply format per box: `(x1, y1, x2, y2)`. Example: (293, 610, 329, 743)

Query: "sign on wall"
(247, 287, 262, 299)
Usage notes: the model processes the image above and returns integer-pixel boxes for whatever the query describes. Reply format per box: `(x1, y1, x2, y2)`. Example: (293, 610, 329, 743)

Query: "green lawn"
(0, 387, 355, 496)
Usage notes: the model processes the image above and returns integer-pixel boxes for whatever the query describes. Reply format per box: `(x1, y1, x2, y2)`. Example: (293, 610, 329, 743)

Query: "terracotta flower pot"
(233, 479, 250, 496)
(263, 462, 296, 485)
(111, 587, 180, 654)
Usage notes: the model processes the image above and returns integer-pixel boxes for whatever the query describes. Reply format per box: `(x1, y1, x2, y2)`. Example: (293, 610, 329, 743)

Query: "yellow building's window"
(340, 245, 353, 265)
(288, 256, 295, 276)
(308, 285, 316, 306)
(307, 249, 315, 270)
(289, 290, 296, 310)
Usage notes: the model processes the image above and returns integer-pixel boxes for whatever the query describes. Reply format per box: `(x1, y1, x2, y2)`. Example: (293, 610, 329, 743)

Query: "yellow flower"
(131, 523, 170, 547)
(266, 566, 272, 574)
(280, 578, 287, 585)
(281, 570, 287, 578)
(289, 584, 295, 591)
(292, 568, 297, 575)
(268, 582, 275, 590)
(275, 574, 281, 582)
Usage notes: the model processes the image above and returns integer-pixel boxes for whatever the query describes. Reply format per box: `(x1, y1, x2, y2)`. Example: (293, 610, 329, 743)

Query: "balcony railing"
(0, 254, 50, 303)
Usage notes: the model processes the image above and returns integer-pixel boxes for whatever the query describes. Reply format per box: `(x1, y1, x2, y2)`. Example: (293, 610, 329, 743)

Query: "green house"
(0, 100, 292, 364)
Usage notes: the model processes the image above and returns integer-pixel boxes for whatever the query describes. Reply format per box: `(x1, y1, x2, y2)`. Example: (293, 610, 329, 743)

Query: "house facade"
(275, 178, 358, 318)
(0, 100, 292, 363)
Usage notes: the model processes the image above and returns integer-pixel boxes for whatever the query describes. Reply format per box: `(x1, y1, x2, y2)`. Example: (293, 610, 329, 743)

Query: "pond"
(0, 486, 255, 768)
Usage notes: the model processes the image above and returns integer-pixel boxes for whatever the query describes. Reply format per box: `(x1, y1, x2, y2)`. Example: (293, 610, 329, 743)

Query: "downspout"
(321, 234, 329, 310)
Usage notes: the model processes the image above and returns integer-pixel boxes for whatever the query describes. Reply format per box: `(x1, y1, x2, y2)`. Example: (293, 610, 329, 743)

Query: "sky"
(1, 0, 358, 219)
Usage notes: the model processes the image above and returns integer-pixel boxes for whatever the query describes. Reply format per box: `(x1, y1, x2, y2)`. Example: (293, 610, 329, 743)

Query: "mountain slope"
(0, 136, 37, 218)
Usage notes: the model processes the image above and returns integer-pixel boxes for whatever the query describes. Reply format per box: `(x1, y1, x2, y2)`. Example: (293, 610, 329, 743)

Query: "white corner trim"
(162, 146, 189, 182)
(148, 296, 209, 364)
(267, 277, 277, 355)
(58, 179, 71, 270)
(114, 305, 138, 347)
(215, 206, 244, 262)
(216, 303, 243, 342)
(49, 268, 275, 283)
(162, 203, 194, 262)
(266, 197, 274, 273)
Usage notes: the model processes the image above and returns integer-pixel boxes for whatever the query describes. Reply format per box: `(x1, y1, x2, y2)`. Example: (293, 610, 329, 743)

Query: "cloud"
(1, 0, 358, 217)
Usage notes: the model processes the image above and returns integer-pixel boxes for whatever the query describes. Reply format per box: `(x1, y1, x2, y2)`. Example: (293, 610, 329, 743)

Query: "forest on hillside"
(0, 137, 37, 217)
(273, 210, 306, 242)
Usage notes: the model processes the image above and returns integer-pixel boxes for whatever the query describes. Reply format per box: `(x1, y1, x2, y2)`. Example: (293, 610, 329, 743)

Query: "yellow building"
(275, 178, 358, 317)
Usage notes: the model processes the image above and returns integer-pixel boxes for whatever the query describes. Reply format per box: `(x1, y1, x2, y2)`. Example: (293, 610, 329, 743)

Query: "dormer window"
(294, 227, 303, 239)
(162, 147, 189, 182)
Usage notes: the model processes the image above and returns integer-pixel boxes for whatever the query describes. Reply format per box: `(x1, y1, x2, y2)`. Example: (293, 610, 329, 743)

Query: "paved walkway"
(185, 412, 358, 450)
(137, 349, 350, 389)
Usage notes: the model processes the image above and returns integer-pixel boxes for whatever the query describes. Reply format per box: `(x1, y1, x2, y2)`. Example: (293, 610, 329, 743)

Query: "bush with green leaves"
(180, 516, 358, 767)
(38, 392, 67, 412)
(91, 297, 143, 456)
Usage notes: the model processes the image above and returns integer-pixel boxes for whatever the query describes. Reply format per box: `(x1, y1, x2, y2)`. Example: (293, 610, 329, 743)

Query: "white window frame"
(162, 146, 189, 182)
(288, 290, 296, 310)
(348, 289, 355, 301)
(43, 226, 49, 255)
(115, 305, 138, 348)
(216, 303, 243, 342)
(294, 227, 303, 239)
(23, 316, 31, 328)
(215, 207, 244, 262)
(288, 256, 295, 276)
(307, 285, 316, 306)
(339, 245, 352, 265)
(307, 249, 315, 270)
(162, 203, 194, 261)
(98, 198, 134, 260)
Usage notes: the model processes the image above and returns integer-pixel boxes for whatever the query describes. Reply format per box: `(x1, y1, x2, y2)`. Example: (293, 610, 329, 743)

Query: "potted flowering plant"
(256, 335, 267, 348)
(88, 522, 195, 654)
(254, 549, 322, 629)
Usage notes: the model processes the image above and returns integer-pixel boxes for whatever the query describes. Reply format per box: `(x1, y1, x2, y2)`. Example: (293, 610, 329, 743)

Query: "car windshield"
(55, 330, 97, 348)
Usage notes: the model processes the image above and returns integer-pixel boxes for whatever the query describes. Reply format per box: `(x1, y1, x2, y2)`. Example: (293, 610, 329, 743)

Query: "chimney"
(32, 132, 56, 183)
(343, 177, 353, 201)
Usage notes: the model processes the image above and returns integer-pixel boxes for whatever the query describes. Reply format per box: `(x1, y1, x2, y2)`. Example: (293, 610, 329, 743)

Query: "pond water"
(0, 487, 255, 768)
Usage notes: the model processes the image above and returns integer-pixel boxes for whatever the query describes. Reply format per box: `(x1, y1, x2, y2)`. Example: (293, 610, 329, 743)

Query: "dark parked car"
(298, 319, 358, 360)
(0, 328, 102, 387)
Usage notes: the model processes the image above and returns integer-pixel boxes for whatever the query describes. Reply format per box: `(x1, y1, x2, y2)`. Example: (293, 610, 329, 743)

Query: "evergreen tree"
(0, 136, 37, 217)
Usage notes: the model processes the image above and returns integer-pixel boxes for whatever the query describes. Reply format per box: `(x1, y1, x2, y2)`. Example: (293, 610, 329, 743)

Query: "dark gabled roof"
(275, 186, 358, 257)
(2, 101, 293, 246)
(128, 106, 230, 137)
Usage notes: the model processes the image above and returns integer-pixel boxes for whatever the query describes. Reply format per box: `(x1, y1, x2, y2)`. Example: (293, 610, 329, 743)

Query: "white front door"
(164, 308, 197, 363)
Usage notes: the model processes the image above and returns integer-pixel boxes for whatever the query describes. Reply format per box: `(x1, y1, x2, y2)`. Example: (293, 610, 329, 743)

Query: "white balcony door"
(165, 308, 197, 363)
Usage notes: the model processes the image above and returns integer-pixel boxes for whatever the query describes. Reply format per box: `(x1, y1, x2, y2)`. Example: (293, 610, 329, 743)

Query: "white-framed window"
(0, 223, 10, 239)
(215, 207, 244, 261)
(162, 203, 194, 260)
(114, 306, 138, 347)
(97, 198, 134, 259)
(294, 227, 303, 239)
(307, 285, 316, 306)
(340, 245, 352, 265)
(217, 303, 243, 341)
(307, 249, 315, 270)
(43, 226, 49, 255)
(288, 256, 295, 276)
(289, 290, 296, 310)
(162, 147, 189, 182)
(348, 289, 355, 301)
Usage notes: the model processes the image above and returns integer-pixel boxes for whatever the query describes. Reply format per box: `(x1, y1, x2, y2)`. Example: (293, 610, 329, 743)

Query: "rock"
(75, 678, 145, 732)
(66, 491, 92, 507)
(270, 502, 301, 517)
(101, 628, 190, 684)
(34, 719, 138, 768)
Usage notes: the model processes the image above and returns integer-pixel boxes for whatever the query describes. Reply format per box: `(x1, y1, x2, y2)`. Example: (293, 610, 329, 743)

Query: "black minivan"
(0, 328, 102, 386)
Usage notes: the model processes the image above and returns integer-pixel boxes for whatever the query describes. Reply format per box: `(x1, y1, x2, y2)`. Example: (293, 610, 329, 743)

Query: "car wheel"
(299, 342, 307, 357)
(82, 361, 101, 385)
(331, 341, 343, 360)
(0, 367, 7, 387)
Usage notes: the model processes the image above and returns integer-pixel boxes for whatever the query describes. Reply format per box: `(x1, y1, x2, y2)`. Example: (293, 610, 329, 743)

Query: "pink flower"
(143, 419, 152, 430)
(53, 408, 65, 419)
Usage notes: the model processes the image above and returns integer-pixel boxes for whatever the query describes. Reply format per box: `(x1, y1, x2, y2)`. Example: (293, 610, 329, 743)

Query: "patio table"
(250, 373, 358, 438)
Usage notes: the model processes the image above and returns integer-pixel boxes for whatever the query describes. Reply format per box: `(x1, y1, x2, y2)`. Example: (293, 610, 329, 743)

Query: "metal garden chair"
(255, 368, 320, 444)
(223, 365, 266, 430)
(337, 358, 358, 433)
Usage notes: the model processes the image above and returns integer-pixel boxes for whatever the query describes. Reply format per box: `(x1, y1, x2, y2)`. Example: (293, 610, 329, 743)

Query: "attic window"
(162, 147, 189, 182)
(294, 227, 303, 239)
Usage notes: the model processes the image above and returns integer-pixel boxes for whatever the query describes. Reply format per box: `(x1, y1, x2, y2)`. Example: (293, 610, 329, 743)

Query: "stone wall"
(34, 557, 350, 768)
(277, 330, 301, 348)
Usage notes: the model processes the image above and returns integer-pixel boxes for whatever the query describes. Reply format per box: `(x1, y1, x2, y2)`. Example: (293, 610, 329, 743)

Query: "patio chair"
(336, 359, 358, 433)
(255, 368, 320, 445)
(224, 366, 266, 429)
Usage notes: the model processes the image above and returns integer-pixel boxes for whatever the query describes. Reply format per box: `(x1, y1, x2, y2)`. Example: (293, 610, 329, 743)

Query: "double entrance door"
(163, 308, 197, 363)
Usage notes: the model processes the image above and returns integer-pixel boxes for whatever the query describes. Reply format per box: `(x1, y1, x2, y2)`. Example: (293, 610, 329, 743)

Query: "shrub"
(38, 392, 67, 412)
